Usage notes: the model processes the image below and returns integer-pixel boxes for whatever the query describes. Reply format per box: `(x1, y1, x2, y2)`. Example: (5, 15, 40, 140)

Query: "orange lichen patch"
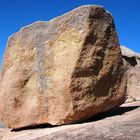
(39, 117, 48, 123)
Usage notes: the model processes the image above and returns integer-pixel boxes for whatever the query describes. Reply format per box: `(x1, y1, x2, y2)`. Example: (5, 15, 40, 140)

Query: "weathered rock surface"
(0, 101, 139, 140)
(0, 5, 126, 129)
(121, 46, 140, 102)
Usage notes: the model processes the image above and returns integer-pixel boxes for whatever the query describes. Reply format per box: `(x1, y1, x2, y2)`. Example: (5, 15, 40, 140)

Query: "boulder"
(121, 46, 140, 102)
(0, 5, 126, 129)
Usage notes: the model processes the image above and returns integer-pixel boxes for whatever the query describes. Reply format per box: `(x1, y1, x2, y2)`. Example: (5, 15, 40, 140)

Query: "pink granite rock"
(0, 5, 126, 129)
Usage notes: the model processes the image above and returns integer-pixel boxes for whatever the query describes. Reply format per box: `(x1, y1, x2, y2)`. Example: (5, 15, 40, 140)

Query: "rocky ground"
(0, 101, 139, 140)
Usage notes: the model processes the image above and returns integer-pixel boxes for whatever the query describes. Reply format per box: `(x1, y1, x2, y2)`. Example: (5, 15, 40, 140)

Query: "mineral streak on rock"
(0, 5, 126, 129)
(34, 32, 49, 117)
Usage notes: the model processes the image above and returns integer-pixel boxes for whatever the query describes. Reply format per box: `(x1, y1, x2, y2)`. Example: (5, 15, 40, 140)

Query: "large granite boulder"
(121, 46, 140, 102)
(0, 5, 126, 129)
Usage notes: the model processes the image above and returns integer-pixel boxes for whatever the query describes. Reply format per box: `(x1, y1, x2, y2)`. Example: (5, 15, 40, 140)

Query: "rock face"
(0, 5, 126, 129)
(121, 46, 140, 102)
(0, 101, 139, 140)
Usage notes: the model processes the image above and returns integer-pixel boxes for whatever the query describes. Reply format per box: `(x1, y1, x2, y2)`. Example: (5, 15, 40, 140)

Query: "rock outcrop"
(121, 46, 140, 102)
(0, 5, 126, 129)
(0, 101, 139, 140)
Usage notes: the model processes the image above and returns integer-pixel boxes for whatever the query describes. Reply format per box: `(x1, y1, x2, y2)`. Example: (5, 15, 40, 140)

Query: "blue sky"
(0, 0, 140, 72)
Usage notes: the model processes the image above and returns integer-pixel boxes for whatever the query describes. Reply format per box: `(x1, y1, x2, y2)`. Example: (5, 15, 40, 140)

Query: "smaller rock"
(125, 96, 135, 103)
(121, 46, 140, 102)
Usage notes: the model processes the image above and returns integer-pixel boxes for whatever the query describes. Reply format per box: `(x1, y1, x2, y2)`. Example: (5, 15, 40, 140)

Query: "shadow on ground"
(78, 105, 139, 124)
(2, 105, 139, 131)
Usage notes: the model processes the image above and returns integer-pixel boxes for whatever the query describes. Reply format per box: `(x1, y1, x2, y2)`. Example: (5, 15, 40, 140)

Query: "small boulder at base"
(0, 5, 126, 129)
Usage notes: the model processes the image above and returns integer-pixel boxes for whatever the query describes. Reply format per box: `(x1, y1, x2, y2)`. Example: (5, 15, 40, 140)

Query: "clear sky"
(0, 0, 140, 72)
